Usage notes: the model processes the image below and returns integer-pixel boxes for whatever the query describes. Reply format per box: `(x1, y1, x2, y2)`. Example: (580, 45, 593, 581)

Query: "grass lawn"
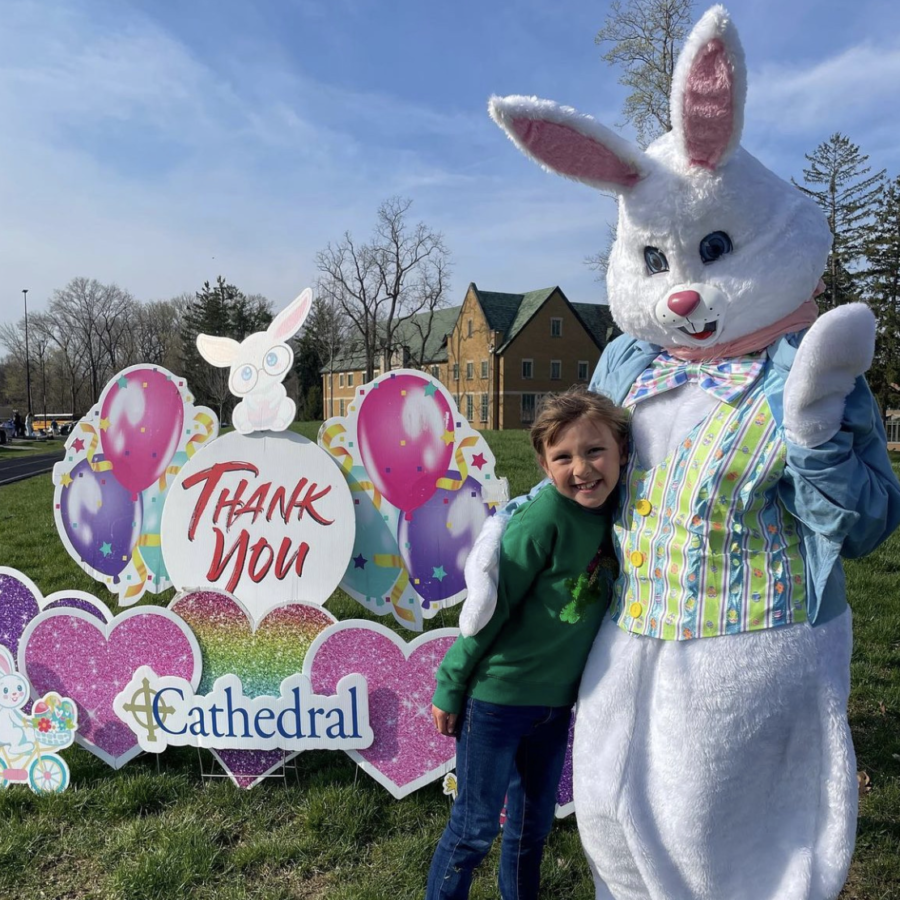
(0, 428, 896, 899)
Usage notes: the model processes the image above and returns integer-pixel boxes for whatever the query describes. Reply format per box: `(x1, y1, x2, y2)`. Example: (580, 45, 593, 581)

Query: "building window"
(347, 373, 354, 387)
(467, 319, 473, 338)
(466, 394, 474, 420)
(339, 373, 345, 387)
(480, 393, 488, 422)
(466, 361, 474, 380)
(550, 317, 563, 337)
(431, 365, 440, 378)
(453, 363, 459, 380)
(578, 360, 589, 381)
(522, 359, 533, 379)
(481, 360, 488, 379)
(550, 360, 562, 380)
(521, 394, 536, 425)
(339, 399, 345, 416)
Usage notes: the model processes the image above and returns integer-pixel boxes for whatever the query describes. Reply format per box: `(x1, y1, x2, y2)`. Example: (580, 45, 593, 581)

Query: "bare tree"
(315, 197, 452, 382)
(48, 278, 137, 403)
(596, 0, 695, 147)
(133, 299, 184, 369)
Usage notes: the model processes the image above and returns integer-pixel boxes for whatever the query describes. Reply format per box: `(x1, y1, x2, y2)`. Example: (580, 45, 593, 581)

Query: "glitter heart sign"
(0, 567, 109, 662)
(319, 369, 508, 631)
(170, 588, 338, 788)
(305, 621, 458, 798)
(161, 431, 355, 623)
(19, 606, 201, 768)
(52, 365, 218, 606)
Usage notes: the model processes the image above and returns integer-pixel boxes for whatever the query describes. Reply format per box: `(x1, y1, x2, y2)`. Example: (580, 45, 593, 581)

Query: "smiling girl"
(426, 386, 629, 900)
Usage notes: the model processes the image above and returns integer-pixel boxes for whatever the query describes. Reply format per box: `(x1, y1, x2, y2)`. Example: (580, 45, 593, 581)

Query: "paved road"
(0, 451, 64, 487)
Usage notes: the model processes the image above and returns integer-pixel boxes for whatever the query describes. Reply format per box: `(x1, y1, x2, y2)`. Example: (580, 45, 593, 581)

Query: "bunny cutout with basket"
(464, 6, 900, 899)
(0, 647, 77, 794)
(197, 288, 312, 435)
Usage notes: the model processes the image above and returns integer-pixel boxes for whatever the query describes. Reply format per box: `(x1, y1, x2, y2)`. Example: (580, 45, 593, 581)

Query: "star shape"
(353, 554, 368, 570)
(99, 542, 113, 557)
(424, 383, 438, 397)
(71, 437, 85, 453)
(99, 418, 111, 431)
(117, 376, 129, 389)
(471, 452, 487, 470)
(441, 430, 454, 446)
(432, 566, 447, 582)
(59, 472, 73, 488)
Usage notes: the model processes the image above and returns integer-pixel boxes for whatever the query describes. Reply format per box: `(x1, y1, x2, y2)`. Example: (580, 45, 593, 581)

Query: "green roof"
(470, 283, 616, 352)
(321, 305, 461, 374)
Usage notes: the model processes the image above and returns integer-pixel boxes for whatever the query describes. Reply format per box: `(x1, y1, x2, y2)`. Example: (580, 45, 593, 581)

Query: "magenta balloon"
(356, 374, 455, 513)
(99, 369, 185, 494)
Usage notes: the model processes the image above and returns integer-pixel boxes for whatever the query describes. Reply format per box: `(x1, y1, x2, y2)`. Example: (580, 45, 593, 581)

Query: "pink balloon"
(357, 373, 455, 514)
(99, 368, 185, 494)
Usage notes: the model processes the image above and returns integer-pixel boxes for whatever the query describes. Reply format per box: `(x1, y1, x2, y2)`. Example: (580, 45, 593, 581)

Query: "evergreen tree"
(794, 134, 885, 309)
(864, 175, 900, 411)
(179, 277, 272, 421)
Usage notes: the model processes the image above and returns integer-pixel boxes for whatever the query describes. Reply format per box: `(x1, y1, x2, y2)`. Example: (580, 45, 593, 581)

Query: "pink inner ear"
(511, 118, 641, 187)
(682, 39, 734, 170)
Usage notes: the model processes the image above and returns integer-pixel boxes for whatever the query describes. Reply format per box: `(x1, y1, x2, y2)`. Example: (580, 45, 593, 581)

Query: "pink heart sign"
(20, 606, 201, 768)
(169, 589, 337, 789)
(305, 621, 458, 798)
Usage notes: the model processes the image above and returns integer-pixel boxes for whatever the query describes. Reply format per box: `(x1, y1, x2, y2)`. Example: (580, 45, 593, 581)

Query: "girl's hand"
(432, 705, 458, 736)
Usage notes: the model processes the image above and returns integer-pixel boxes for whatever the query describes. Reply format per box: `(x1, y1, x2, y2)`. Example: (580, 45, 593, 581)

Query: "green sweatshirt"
(433, 485, 614, 715)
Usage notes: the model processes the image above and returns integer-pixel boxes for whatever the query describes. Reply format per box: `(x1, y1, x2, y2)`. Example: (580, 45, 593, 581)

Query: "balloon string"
(185, 411, 216, 459)
(372, 555, 415, 622)
(350, 478, 383, 510)
(435, 436, 480, 491)
(123, 544, 148, 601)
(79, 423, 113, 473)
(321, 423, 354, 473)
(156, 464, 181, 492)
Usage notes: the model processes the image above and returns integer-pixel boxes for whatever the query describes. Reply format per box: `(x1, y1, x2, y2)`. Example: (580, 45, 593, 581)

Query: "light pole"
(22, 289, 32, 418)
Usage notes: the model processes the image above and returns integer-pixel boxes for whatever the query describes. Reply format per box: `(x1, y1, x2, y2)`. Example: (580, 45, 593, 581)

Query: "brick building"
(322, 283, 618, 429)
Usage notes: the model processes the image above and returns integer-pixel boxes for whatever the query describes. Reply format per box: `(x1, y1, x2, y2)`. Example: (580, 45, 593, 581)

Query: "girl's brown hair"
(530, 385, 629, 460)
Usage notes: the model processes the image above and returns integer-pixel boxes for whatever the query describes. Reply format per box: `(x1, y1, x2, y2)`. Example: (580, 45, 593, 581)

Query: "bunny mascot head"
(481, 6, 900, 899)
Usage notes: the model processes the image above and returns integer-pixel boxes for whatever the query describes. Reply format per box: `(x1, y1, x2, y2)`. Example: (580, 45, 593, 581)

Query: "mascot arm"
(437, 529, 546, 711)
(782, 376, 900, 558)
(459, 481, 549, 636)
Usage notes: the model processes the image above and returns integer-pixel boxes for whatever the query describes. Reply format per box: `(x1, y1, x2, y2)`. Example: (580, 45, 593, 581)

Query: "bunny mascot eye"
(231, 363, 259, 395)
(699, 231, 733, 264)
(263, 345, 292, 376)
(644, 246, 670, 275)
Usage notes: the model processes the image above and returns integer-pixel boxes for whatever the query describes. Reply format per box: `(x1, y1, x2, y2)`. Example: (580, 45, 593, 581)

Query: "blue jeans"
(425, 698, 571, 900)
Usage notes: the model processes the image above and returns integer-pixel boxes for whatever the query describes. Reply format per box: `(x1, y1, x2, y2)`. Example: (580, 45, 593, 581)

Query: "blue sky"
(2, 0, 900, 331)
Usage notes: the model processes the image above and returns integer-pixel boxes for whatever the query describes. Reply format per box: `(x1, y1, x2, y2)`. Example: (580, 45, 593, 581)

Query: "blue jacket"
(586, 332, 900, 625)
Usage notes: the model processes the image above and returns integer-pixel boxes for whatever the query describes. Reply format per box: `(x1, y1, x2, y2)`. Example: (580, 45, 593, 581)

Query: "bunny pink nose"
(667, 290, 701, 317)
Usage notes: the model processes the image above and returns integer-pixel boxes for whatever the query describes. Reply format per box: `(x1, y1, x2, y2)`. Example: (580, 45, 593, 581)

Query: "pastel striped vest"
(612, 373, 807, 640)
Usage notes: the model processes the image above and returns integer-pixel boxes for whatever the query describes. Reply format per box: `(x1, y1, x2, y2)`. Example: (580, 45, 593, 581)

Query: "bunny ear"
(670, 5, 747, 170)
(197, 333, 241, 368)
(269, 288, 312, 342)
(0, 647, 14, 676)
(489, 95, 648, 193)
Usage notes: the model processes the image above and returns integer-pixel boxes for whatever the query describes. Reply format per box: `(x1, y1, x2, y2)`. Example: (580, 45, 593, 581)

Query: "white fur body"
(573, 609, 855, 900)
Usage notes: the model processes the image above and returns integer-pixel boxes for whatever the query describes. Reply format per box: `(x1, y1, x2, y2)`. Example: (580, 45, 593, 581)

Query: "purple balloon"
(60, 459, 143, 580)
(397, 476, 491, 606)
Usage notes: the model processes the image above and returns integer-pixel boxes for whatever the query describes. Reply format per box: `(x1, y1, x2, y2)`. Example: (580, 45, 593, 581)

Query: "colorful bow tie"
(625, 351, 766, 407)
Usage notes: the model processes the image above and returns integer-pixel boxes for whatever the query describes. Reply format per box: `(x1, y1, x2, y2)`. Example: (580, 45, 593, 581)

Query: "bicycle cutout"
(0, 647, 77, 794)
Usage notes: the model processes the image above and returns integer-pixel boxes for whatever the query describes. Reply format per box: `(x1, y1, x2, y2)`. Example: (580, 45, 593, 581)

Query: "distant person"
(13, 411, 23, 438)
(50, 419, 59, 435)
(426, 386, 628, 900)
(24, 413, 33, 437)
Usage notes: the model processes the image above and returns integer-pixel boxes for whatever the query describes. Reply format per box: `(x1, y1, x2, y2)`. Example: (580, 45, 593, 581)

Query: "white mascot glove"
(458, 515, 507, 637)
(783, 303, 876, 448)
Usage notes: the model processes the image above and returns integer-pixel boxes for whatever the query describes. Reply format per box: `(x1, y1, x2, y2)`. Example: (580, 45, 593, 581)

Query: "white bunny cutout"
(197, 288, 312, 435)
(470, 6, 900, 900)
(0, 646, 34, 754)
